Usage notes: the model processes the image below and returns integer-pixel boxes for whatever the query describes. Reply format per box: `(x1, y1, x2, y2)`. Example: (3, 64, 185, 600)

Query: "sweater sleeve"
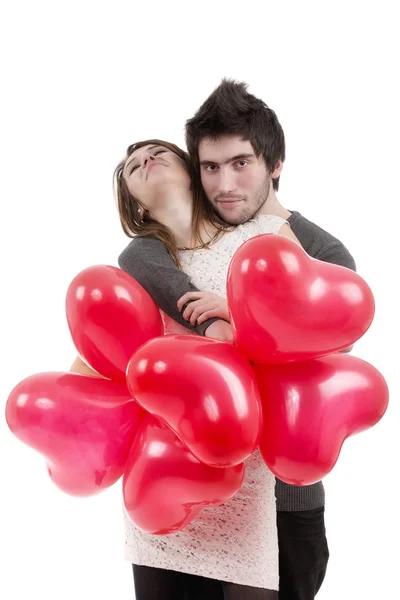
(288, 212, 357, 272)
(118, 237, 219, 335)
(314, 240, 356, 272)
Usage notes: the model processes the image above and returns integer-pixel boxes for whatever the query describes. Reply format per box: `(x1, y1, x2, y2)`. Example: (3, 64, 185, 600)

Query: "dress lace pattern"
(123, 215, 286, 589)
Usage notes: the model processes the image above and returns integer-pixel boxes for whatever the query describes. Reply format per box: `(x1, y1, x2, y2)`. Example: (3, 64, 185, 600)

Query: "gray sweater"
(119, 211, 356, 512)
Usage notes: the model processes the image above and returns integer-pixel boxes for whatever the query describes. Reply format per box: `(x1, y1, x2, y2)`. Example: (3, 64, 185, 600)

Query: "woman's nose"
(142, 154, 155, 168)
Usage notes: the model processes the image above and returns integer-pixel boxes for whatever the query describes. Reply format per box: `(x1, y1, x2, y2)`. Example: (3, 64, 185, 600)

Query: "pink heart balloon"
(227, 234, 375, 363)
(6, 372, 144, 496)
(126, 335, 263, 468)
(253, 353, 389, 485)
(66, 265, 164, 381)
(123, 415, 245, 535)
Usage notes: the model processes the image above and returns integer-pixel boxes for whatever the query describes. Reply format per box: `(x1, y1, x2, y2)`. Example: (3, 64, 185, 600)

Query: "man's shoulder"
(287, 211, 339, 247)
(119, 236, 167, 261)
(287, 211, 356, 271)
(118, 236, 171, 279)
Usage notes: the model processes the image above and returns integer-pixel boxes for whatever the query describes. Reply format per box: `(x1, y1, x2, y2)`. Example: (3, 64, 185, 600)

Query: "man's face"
(199, 135, 272, 225)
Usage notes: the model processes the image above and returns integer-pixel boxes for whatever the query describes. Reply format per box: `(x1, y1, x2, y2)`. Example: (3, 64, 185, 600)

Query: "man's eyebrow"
(125, 145, 159, 172)
(199, 153, 255, 166)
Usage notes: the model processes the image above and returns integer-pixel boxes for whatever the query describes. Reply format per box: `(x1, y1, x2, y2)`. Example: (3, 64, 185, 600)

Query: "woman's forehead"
(130, 144, 160, 160)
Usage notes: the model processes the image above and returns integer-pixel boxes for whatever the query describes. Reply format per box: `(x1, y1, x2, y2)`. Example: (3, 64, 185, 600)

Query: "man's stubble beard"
(212, 177, 271, 226)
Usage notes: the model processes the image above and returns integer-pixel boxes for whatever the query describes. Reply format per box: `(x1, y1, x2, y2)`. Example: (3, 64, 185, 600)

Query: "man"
(118, 79, 356, 600)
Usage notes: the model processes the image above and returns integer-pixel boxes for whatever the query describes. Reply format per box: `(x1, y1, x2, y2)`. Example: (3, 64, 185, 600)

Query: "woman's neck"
(155, 204, 193, 248)
(150, 189, 219, 250)
(148, 189, 194, 249)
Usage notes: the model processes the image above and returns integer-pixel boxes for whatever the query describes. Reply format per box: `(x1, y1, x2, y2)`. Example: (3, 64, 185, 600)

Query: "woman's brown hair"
(114, 139, 231, 267)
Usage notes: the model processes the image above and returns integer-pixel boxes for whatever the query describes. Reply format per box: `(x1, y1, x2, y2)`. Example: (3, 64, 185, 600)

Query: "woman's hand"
(177, 291, 230, 325)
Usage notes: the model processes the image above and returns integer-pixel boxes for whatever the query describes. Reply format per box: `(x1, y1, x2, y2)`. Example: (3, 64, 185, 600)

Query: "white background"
(1, 2, 399, 598)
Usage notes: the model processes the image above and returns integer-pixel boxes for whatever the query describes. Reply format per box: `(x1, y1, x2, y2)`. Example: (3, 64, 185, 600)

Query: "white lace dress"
(123, 215, 286, 590)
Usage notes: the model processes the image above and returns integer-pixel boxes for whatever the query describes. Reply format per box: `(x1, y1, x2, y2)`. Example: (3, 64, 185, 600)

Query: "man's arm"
(314, 240, 357, 272)
(315, 240, 357, 353)
(118, 237, 220, 336)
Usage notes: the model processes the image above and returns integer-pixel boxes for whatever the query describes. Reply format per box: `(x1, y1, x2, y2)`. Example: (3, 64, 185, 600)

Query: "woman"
(72, 139, 300, 599)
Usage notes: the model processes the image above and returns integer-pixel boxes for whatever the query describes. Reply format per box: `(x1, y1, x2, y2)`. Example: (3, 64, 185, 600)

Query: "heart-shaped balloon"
(123, 414, 245, 535)
(6, 372, 144, 496)
(227, 234, 375, 363)
(253, 353, 389, 485)
(126, 335, 263, 468)
(66, 265, 164, 381)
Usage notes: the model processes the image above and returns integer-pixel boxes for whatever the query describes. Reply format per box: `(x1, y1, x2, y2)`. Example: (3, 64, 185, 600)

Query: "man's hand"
(177, 291, 230, 325)
(204, 320, 234, 343)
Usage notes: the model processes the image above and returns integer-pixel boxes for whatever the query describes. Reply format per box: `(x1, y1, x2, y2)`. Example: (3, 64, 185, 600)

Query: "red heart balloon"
(227, 234, 375, 363)
(126, 335, 263, 468)
(253, 354, 389, 485)
(66, 265, 163, 381)
(123, 414, 245, 535)
(6, 372, 144, 496)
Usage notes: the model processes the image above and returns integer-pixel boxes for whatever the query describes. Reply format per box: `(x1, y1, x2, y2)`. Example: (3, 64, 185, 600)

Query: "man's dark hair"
(185, 78, 285, 190)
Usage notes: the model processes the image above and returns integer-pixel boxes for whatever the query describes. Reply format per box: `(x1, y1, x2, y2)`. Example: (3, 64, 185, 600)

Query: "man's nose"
(218, 168, 236, 194)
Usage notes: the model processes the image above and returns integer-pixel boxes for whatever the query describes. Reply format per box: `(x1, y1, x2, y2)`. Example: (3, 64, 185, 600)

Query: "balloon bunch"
(228, 235, 389, 486)
(5, 234, 389, 535)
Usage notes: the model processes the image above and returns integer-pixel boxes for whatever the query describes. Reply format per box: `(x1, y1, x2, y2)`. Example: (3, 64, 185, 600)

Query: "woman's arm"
(70, 356, 102, 377)
(278, 222, 302, 245)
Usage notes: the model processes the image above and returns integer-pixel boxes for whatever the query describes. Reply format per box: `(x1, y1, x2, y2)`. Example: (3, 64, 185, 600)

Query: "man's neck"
(258, 189, 292, 220)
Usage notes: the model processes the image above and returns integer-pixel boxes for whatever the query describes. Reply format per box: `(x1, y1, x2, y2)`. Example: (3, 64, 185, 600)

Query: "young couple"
(72, 79, 355, 600)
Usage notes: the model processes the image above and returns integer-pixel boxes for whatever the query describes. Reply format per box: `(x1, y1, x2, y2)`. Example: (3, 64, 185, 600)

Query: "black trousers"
(278, 507, 329, 600)
(132, 507, 328, 600)
(132, 565, 277, 599)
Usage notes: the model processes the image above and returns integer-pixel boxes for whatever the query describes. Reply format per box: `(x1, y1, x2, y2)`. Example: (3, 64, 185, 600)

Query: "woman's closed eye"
(128, 149, 167, 175)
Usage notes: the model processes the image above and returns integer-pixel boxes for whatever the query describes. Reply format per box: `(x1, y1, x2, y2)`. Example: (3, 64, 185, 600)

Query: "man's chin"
(216, 207, 254, 226)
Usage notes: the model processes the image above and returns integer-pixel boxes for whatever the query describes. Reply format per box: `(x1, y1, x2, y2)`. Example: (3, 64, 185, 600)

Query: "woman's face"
(123, 144, 191, 212)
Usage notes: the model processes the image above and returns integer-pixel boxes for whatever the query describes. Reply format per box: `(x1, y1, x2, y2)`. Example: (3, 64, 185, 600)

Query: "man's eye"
(237, 160, 249, 167)
(205, 165, 217, 171)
